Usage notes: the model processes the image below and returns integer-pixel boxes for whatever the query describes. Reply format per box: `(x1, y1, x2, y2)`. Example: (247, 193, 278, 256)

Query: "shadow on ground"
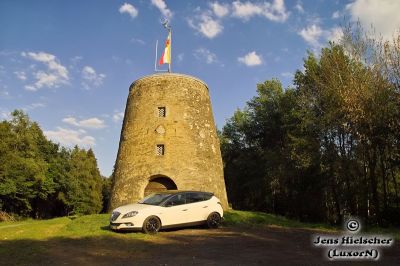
(1, 226, 399, 265)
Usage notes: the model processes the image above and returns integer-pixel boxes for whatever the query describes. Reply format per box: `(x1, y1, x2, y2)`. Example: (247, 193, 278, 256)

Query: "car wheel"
(142, 216, 161, 234)
(207, 212, 221, 229)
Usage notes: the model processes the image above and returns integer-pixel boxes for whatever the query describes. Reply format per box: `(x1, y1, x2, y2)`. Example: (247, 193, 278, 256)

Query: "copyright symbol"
(346, 219, 360, 232)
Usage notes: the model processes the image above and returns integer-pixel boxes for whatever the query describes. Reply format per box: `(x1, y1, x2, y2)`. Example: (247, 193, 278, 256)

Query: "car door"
(185, 192, 208, 223)
(159, 193, 189, 226)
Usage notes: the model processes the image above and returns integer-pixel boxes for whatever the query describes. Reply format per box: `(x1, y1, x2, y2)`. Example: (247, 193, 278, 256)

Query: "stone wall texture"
(109, 73, 229, 210)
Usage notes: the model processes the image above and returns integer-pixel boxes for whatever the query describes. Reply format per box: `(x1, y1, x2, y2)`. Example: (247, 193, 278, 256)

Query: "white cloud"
(151, 0, 173, 19)
(210, 2, 229, 18)
(81, 66, 106, 89)
(62, 117, 79, 126)
(177, 53, 184, 63)
(188, 2, 230, 39)
(34, 72, 61, 88)
(299, 24, 323, 48)
(70, 56, 83, 68)
(189, 0, 288, 39)
(189, 13, 223, 39)
(14, 71, 26, 80)
(199, 15, 223, 39)
(332, 10, 340, 19)
(63, 116, 106, 129)
(71, 56, 83, 63)
(327, 27, 344, 43)
(0, 88, 10, 100)
(0, 90, 9, 98)
(24, 85, 37, 91)
(281, 72, 293, 78)
(113, 112, 124, 122)
(79, 118, 106, 129)
(346, 0, 400, 40)
(238, 51, 263, 66)
(194, 48, 218, 64)
(130, 38, 145, 45)
(22, 102, 46, 111)
(295, 1, 304, 13)
(268, 0, 290, 22)
(299, 24, 344, 49)
(119, 3, 138, 18)
(22, 51, 52, 62)
(232, 0, 289, 22)
(22, 51, 69, 91)
(44, 127, 95, 147)
(232, 1, 263, 20)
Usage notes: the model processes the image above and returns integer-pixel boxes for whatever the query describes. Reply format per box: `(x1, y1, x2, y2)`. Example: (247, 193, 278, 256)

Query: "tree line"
(221, 28, 400, 226)
(0, 110, 111, 218)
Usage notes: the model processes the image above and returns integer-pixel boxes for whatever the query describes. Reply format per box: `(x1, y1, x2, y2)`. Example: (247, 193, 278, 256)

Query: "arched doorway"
(144, 176, 177, 196)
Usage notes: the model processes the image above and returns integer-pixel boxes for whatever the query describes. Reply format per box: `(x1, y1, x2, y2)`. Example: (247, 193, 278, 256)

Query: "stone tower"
(109, 73, 228, 210)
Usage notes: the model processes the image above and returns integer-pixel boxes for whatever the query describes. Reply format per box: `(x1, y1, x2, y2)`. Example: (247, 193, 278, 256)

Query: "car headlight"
(122, 211, 138, 218)
(110, 211, 121, 222)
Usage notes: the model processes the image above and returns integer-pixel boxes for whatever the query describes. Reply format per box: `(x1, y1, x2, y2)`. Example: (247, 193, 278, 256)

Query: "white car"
(109, 191, 223, 234)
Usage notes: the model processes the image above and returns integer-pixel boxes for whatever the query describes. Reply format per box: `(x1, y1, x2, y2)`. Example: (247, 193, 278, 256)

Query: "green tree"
(65, 147, 103, 215)
(0, 110, 105, 218)
(222, 40, 400, 226)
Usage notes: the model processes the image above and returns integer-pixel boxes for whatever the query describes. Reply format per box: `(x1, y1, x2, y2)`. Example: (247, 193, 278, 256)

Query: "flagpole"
(155, 18, 172, 73)
(154, 40, 158, 72)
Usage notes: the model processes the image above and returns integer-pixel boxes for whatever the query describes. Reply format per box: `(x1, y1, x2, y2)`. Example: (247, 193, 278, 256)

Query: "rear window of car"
(186, 192, 204, 203)
(186, 192, 213, 203)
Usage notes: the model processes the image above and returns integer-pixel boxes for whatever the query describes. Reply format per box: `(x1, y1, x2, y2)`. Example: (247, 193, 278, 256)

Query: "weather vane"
(161, 18, 171, 30)
(155, 18, 172, 73)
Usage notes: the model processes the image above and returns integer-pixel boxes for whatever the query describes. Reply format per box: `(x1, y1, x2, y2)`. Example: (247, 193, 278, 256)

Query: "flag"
(159, 31, 171, 65)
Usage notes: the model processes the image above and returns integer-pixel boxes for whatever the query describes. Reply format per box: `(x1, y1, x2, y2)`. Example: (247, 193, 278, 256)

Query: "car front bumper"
(109, 222, 142, 231)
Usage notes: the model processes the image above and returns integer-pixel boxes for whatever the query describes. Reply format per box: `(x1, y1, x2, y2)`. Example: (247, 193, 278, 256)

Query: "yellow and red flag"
(159, 31, 171, 65)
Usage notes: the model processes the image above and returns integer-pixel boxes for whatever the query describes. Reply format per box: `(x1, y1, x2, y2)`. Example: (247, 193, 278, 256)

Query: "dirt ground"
(1, 225, 399, 265)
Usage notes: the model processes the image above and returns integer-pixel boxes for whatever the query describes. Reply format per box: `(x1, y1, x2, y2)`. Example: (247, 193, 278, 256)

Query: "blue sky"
(1, 0, 400, 176)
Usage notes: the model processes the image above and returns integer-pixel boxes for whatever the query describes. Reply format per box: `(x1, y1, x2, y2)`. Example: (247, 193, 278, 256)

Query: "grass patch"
(0, 217, 70, 240)
(63, 214, 114, 237)
(224, 210, 400, 240)
(0, 214, 148, 241)
(224, 210, 336, 231)
(0, 214, 154, 265)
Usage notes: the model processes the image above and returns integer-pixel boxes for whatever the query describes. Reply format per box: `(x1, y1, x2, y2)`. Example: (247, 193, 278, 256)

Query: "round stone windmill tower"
(109, 73, 229, 210)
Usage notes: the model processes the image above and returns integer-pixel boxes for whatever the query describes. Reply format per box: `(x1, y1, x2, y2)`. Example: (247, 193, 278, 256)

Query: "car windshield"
(139, 193, 173, 206)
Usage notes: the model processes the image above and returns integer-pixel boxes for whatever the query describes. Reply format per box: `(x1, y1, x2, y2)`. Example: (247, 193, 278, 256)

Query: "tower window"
(158, 107, 166, 117)
(156, 144, 165, 156)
